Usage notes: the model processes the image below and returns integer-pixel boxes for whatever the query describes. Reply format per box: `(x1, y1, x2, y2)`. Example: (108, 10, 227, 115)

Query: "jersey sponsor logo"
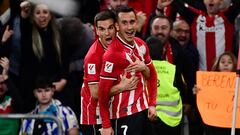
(197, 15, 224, 32)
(104, 61, 114, 73)
(88, 64, 96, 74)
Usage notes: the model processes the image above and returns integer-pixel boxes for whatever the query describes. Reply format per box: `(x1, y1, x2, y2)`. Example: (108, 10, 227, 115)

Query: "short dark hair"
(114, 6, 136, 20)
(150, 15, 173, 30)
(146, 36, 164, 60)
(34, 76, 54, 90)
(94, 10, 116, 27)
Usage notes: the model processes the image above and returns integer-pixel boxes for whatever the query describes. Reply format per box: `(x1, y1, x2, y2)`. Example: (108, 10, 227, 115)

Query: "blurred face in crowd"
(33, 4, 52, 29)
(172, 20, 190, 47)
(218, 54, 234, 72)
(151, 17, 171, 45)
(109, 0, 129, 9)
(219, 0, 231, 10)
(204, 0, 223, 16)
(34, 87, 54, 106)
(116, 11, 137, 44)
(96, 19, 116, 47)
(0, 76, 7, 98)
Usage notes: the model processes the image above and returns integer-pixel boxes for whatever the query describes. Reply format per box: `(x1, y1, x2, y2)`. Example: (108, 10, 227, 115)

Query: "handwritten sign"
(197, 71, 240, 128)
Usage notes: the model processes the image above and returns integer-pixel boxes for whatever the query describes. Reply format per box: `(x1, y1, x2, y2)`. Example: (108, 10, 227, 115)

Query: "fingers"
(20, 1, 31, 18)
(122, 70, 127, 78)
(192, 85, 200, 94)
(133, 54, 140, 60)
(2, 25, 14, 43)
(0, 57, 9, 68)
(20, 1, 31, 9)
(148, 107, 158, 121)
(6, 25, 9, 31)
(128, 76, 139, 90)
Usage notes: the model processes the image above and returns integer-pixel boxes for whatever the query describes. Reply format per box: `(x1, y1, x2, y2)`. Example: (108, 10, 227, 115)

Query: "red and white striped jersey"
(80, 39, 107, 125)
(172, 1, 239, 71)
(99, 33, 154, 128)
(191, 11, 233, 71)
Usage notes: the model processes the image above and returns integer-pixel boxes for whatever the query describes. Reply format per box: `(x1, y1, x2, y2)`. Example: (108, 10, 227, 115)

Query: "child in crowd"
(193, 51, 239, 135)
(19, 76, 79, 135)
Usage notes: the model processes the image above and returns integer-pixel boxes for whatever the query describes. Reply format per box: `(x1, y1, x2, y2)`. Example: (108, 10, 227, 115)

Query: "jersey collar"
(116, 33, 135, 49)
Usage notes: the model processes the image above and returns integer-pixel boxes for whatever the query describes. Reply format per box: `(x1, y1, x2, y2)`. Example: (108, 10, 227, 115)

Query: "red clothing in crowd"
(172, 1, 240, 70)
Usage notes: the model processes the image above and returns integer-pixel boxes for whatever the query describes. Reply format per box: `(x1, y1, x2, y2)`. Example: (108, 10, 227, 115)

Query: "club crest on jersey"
(104, 61, 114, 73)
(88, 64, 96, 74)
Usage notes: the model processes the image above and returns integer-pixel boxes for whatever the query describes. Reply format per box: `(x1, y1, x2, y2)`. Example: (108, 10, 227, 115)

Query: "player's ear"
(115, 23, 119, 31)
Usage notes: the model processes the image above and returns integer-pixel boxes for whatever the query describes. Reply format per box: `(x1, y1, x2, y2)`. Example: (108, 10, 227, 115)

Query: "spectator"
(149, 15, 193, 134)
(98, 6, 157, 135)
(158, 0, 240, 70)
(19, 76, 79, 135)
(144, 0, 206, 40)
(193, 51, 240, 135)
(0, 0, 21, 91)
(0, 57, 22, 134)
(149, 15, 188, 96)
(19, 1, 69, 112)
(171, 19, 203, 135)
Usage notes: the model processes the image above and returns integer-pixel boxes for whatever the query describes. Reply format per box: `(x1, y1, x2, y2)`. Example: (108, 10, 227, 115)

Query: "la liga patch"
(104, 61, 114, 73)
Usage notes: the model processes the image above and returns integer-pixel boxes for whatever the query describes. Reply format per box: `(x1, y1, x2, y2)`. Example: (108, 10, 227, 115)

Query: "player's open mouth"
(106, 37, 112, 42)
(209, 4, 214, 7)
(126, 31, 134, 36)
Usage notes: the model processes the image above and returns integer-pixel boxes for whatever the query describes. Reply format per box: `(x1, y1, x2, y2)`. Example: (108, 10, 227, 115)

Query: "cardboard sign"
(197, 71, 240, 128)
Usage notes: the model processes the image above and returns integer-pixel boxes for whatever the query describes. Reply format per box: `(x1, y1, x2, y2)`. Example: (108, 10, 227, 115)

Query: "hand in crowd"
(192, 84, 201, 95)
(157, 0, 173, 9)
(100, 127, 114, 135)
(1, 25, 13, 44)
(0, 57, 9, 80)
(20, 1, 31, 18)
(136, 11, 147, 32)
(52, 79, 67, 92)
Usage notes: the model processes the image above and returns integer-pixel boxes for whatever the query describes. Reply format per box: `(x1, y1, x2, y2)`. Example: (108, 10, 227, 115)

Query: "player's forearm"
(89, 84, 99, 100)
(109, 84, 123, 97)
(98, 79, 114, 128)
(142, 65, 150, 78)
(146, 63, 157, 106)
